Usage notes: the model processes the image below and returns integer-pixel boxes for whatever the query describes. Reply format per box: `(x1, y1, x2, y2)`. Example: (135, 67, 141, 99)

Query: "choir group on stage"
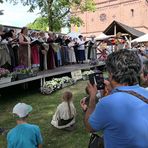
(0, 26, 97, 72)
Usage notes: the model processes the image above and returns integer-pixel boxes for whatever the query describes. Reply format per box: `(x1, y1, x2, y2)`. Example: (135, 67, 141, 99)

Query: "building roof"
(103, 20, 145, 39)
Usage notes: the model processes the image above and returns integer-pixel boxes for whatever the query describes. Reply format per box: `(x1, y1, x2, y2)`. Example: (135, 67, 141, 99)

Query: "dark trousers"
(12, 45, 19, 67)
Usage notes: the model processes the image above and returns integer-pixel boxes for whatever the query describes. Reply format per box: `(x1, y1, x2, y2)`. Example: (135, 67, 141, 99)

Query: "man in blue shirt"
(83, 49, 148, 148)
(7, 103, 43, 148)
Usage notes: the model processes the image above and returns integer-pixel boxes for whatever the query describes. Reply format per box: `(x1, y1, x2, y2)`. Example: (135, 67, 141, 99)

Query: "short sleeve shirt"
(89, 85, 148, 148)
(78, 39, 85, 50)
(7, 123, 43, 148)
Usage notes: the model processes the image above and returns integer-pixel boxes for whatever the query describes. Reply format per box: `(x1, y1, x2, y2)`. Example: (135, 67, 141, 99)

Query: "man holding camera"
(82, 49, 148, 148)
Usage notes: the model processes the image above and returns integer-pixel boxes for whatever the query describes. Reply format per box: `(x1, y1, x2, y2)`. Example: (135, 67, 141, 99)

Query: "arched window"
(131, 9, 134, 17)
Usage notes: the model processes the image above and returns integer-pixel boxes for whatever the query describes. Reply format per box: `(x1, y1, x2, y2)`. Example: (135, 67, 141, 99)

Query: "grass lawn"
(0, 81, 91, 148)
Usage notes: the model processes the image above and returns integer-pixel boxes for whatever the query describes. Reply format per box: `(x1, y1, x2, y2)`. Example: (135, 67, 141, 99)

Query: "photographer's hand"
(87, 82, 98, 100)
(80, 97, 88, 112)
(84, 83, 97, 132)
(104, 79, 112, 96)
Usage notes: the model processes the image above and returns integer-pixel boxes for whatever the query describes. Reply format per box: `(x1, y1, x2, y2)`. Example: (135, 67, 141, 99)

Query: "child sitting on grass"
(51, 91, 76, 130)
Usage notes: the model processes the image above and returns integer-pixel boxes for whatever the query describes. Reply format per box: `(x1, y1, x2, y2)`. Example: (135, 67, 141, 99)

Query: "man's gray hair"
(106, 49, 142, 85)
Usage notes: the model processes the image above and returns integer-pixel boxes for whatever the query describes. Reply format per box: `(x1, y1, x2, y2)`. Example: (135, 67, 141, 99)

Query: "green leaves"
(70, 16, 84, 27)
(81, 0, 96, 12)
(5, 0, 95, 31)
(27, 17, 48, 31)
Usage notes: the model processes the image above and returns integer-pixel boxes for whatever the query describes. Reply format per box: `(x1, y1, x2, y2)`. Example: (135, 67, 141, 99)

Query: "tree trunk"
(47, 0, 54, 31)
(48, 13, 54, 31)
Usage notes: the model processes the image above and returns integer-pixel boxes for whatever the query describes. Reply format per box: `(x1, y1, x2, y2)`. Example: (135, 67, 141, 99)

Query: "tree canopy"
(27, 17, 48, 31)
(6, 0, 95, 31)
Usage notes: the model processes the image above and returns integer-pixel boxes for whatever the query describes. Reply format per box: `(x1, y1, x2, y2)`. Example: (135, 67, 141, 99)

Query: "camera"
(89, 72, 105, 90)
(83, 71, 105, 108)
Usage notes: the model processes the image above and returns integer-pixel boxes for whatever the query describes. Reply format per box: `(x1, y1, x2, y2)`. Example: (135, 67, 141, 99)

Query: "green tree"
(27, 17, 48, 31)
(6, 0, 95, 31)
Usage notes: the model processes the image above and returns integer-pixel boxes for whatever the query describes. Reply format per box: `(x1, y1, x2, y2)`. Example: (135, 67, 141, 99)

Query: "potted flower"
(14, 66, 34, 80)
(61, 77, 73, 88)
(41, 76, 76, 95)
(82, 70, 94, 80)
(41, 81, 54, 94)
(0, 68, 11, 84)
(52, 78, 63, 89)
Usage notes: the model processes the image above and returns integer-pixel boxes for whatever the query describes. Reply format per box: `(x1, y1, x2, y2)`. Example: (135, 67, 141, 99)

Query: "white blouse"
(51, 101, 76, 129)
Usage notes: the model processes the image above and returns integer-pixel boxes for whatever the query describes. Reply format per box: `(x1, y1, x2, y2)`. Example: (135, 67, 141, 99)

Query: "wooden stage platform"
(0, 63, 105, 89)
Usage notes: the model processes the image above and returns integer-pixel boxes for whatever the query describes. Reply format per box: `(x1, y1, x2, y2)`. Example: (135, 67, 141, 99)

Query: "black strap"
(58, 117, 74, 126)
(116, 89, 148, 104)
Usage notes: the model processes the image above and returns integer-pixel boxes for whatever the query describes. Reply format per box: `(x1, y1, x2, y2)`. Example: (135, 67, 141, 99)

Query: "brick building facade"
(71, 0, 148, 36)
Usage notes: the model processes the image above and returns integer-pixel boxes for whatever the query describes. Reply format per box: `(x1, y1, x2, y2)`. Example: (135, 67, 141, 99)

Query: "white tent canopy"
(131, 34, 148, 43)
(66, 32, 81, 39)
(95, 33, 110, 41)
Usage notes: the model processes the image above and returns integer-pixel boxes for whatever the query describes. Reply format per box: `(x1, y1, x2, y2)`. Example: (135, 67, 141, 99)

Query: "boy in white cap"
(7, 103, 43, 148)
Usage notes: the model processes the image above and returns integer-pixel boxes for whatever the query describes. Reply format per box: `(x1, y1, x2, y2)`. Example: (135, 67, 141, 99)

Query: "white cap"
(13, 103, 32, 118)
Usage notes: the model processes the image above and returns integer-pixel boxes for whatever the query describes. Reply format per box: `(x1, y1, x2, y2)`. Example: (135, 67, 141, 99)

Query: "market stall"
(131, 34, 148, 43)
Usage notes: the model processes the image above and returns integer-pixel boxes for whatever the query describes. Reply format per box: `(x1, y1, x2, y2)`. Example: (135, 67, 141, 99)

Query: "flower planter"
(17, 73, 30, 80)
(0, 77, 12, 85)
(41, 76, 76, 95)
(82, 75, 89, 80)
(29, 73, 37, 77)
(16, 72, 37, 80)
(82, 71, 94, 81)
(40, 86, 53, 95)
(62, 83, 68, 88)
